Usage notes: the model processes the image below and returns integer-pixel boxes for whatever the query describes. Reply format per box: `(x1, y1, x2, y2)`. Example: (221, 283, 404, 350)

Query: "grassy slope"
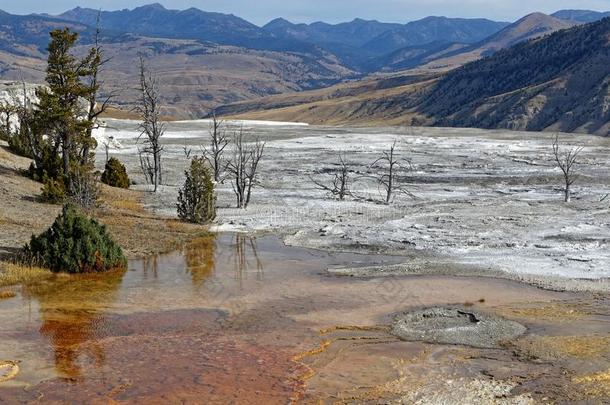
(217, 71, 437, 125)
(0, 36, 355, 119)
(0, 140, 208, 289)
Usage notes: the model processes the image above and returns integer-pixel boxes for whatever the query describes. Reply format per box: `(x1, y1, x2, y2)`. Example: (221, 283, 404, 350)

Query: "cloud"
(4, 0, 610, 24)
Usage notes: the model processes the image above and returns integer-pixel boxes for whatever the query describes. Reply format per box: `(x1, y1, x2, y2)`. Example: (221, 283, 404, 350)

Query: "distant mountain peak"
(363, 16, 510, 55)
(507, 12, 574, 31)
(137, 3, 167, 11)
(521, 11, 549, 18)
(264, 17, 295, 29)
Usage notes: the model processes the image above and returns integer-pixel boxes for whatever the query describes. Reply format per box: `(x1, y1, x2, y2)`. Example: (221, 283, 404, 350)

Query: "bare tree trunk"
(552, 134, 582, 203)
(202, 111, 228, 182)
(154, 149, 161, 192)
(370, 140, 414, 204)
(226, 129, 265, 209)
(62, 138, 70, 177)
(136, 56, 165, 192)
(245, 140, 265, 207)
(386, 151, 394, 204)
(310, 153, 351, 200)
(81, 12, 115, 165)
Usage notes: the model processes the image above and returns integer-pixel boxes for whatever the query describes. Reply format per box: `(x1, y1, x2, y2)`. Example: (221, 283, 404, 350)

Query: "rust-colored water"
(0, 234, 607, 403)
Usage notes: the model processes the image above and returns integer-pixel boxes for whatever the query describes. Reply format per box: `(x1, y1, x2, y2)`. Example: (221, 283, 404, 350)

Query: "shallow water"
(0, 233, 607, 403)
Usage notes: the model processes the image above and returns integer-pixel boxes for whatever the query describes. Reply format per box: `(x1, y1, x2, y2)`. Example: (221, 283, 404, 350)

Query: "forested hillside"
(421, 17, 610, 134)
(217, 17, 610, 135)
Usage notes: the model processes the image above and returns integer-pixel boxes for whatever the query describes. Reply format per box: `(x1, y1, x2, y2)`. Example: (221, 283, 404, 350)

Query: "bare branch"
(369, 139, 414, 204)
(135, 56, 165, 192)
(80, 10, 115, 164)
(552, 134, 583, 203)
(310, 152, 352, 200)
(225, 128, 265, 208)
(201, 111, 229, 182)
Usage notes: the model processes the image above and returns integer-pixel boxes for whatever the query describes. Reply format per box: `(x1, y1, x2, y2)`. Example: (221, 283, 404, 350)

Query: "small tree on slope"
(24, 204, 126, 273)
(177, 157, 217, 224)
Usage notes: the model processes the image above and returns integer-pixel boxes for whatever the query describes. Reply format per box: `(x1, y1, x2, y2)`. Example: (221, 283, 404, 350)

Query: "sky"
(1, 0, 610, 25)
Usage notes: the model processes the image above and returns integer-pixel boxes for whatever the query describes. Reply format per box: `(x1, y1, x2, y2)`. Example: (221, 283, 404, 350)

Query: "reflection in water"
(184, 233, 264, 288)
(19, 233, 265, 379)
(230, 234, 264, 286)
(23, 270, 126, 378)
(184, 234, 216, 286)
(2, 234, 581, 403)
(141, 254, 159, 279)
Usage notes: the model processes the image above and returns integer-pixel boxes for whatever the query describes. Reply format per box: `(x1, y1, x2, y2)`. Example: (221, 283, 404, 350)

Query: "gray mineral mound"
(392, 307, 526, 348)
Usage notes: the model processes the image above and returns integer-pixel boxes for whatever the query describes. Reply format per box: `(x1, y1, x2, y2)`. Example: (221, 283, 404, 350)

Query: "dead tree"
(135, 56, 165, 192)
(310, 153, 351, 200)
(370, 140, 414, 204)
(226, 129, 265, 209)
(552, 134, 583, 203)
(80, 12, 116, 165)
(202, 112, 229, 182)
(182, 138, 192, 159)
(102, 135, 114, 163)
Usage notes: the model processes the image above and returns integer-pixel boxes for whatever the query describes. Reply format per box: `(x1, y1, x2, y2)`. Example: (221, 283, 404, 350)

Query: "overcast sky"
(2, 0, 610, 25)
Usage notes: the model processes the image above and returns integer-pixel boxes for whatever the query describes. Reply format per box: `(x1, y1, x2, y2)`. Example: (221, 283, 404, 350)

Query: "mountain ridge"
(362, 16, 510, 55)
(0, 4, 608, 124)
(215, 17, 610, 135)
(552, 9, 610, 23)
(415, 12, 576, 71)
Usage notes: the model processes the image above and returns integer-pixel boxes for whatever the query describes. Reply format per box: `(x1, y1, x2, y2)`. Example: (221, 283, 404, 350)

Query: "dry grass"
(98, 185, 143, 211)
(100, 106, 178, 121)
(0, 147, 10, 160)
(165, 219, 202, 233)
(496, 302, 591, 321)
(0, 261, 54, 288)
(92, 185, 210, 258)
(532, 335, 610, 359)
(107, 198, 144, 213)
(0, 144, 208, 293)
(573, 369, 610, 398)
(0, 213, 30, 227)
(0, 290, 16, 300)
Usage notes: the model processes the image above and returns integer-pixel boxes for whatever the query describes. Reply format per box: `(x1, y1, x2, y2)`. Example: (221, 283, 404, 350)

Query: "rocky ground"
(98, 119, 610, 292)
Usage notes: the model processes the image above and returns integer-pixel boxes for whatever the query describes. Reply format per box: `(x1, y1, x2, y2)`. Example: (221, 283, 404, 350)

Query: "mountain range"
(0, 3, 608, 133)
(217, 16, 610, 135)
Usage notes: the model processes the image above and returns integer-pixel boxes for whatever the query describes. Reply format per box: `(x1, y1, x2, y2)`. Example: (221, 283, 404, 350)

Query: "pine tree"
(177, 157, 216, 224)
(25, 204, 126, 273)
(36, 29, 90, 180)
(32, 28, 104, 204)
(101, 157, 130, 189)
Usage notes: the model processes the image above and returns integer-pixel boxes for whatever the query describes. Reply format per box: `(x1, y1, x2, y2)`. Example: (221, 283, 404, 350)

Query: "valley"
(1, 4, 608, 123)
(219, 17, 610, 136)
